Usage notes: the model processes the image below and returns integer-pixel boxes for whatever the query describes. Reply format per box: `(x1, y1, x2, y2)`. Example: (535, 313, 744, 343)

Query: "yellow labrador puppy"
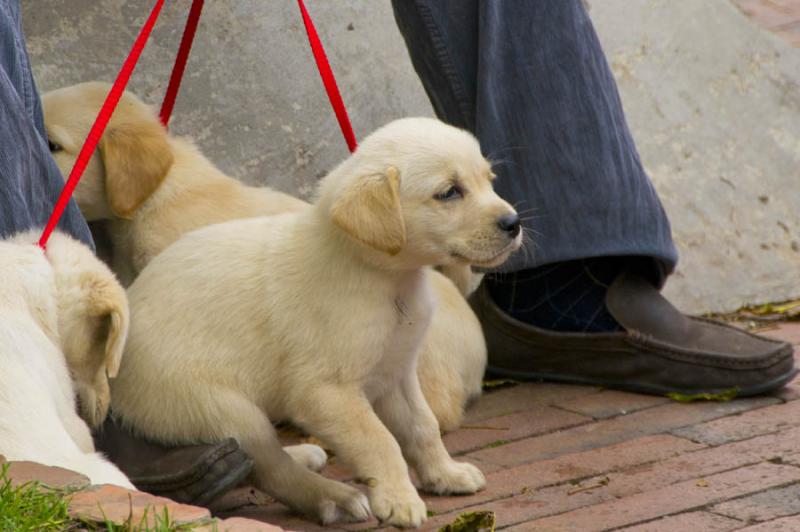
(110, 118, 521, 527)
(43, 82, 485, 432)
(0, 230, 132, 488)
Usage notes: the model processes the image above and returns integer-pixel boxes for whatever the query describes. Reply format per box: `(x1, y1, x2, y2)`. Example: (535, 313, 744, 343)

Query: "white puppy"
(0, 231, 132, 488)
(110, 118, 521, 527)
(43, 82, 486, 432)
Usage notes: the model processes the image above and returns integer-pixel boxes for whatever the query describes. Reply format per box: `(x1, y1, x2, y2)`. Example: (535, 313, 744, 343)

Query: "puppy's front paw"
(419, 460, 486, 495)
(369, 481, 427, 528)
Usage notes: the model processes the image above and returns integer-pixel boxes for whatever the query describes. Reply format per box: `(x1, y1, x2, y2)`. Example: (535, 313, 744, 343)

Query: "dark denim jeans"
(392, 0, 677, 281)
(0, 0, 91, 246)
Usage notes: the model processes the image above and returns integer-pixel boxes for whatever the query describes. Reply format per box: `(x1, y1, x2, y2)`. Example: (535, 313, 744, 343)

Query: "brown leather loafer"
(94, 417, 254, 507)
(471, 270, 797, 396)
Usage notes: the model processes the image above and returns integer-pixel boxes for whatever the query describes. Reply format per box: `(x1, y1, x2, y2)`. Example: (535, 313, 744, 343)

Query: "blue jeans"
(392, 0, 677, 282)
(0, 0, 91, 246)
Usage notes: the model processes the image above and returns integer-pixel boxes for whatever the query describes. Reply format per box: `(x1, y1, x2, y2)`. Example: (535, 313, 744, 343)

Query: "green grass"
(0, 463, 213, 531)
(92, 505, 214, 532)
(0, 463, 74, 531)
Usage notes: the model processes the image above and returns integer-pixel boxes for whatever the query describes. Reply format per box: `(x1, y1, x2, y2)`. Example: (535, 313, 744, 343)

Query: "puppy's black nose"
(498, 213, 521, 238)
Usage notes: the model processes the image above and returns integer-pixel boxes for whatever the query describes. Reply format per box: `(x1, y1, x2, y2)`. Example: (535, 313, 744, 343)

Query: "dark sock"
(486, 258, 625, 332)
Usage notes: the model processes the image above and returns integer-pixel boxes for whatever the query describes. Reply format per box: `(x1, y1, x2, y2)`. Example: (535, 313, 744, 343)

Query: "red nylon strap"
(297, 0, 358, 153)
(39, 0, 165, 249)
(159, 0, 204, 127)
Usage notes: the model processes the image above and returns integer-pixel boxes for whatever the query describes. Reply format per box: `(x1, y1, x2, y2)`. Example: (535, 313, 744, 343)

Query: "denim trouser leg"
(391, 0, 677, 282)
(0, 0, 91, 247)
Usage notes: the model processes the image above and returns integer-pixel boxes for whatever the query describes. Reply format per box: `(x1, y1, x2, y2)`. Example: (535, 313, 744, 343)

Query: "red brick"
(208, 486, 273, 513)
(734, 0, 800, 28)
(579, 425, 800, 501)
(321, 458, 355, 482)
(4, 460, 89, 490)
(517, 463, 800, 531)
(774, 26, 800, 47)
(463, 382, 599, 423)
(711, 484, 800, 523)
(783, 451, 800, 466)
(770, 376, 800, 402)
(737, 514, 800, 531)
(420, 487, 613, 531)
(221, 504, 337, 531)
(671, 399, 800, 445)
(555, 389, 670, 419)
(617, 511, 742, 532)
(430, 426, 800, 529)
(424, 434, 703, 514)
(211, 517, 283, 532)
(443, 405, 589, 455)
(469, 397, 778, 467)
(69, 484, 210, 527)
(765, 322, 800, 345)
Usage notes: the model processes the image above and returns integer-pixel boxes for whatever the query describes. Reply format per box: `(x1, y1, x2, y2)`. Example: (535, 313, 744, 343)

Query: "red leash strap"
(40, 0, 351, 248)
(39, 0, 166, 249)
(159, 0, 204, 127)
(297, 0, 358, 153)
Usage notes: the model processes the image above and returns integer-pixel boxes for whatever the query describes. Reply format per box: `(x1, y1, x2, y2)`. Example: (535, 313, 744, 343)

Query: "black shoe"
(94, 417, 254, 507)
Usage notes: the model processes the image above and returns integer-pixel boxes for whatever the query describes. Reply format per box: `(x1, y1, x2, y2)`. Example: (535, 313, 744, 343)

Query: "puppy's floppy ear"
(82, 273, 129, 379)
(330, 166, 406, 255)
(103, 303, 127, 379)
(99, 119, 173, 219)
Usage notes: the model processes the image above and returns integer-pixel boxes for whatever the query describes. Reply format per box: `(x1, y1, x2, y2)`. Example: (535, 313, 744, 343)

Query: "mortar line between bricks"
(474, 397, 784, 469)
(452, 416, 596, 457)
(671, 423, 800, 447)
(605, 511, 747, 532)
(596, 477, 800, 532)
(439, 444, 721, 517)
(708, 476, 800, 521)
(451, 437, 800, 528)
(510, 476, 800, 532)
(666, 400, 796, 445)
(552, 398, 671, 421)
(704, 509, 749, 526)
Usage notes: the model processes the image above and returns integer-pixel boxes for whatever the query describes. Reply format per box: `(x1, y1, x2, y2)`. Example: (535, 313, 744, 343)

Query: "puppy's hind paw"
(317, 484, 371, 525)
(420, 460, 486, 495)
(284, 443, 328, 472)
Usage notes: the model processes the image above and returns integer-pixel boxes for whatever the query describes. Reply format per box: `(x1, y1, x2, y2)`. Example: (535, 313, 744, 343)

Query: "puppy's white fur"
(43, 82, 486, 431)
(0, 231, 132, 488)
(111, 118, 520, 527)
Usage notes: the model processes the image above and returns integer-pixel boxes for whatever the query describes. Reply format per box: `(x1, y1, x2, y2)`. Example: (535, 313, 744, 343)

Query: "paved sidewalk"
(225, 322, 800, 531)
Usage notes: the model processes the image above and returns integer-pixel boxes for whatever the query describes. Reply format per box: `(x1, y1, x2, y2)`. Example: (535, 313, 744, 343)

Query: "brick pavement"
(225, 321, 800, 530)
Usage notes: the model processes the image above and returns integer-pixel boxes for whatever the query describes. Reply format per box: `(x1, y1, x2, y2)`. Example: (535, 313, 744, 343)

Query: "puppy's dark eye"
(434, 185, 463, 201)
(48, 140, 63, 153)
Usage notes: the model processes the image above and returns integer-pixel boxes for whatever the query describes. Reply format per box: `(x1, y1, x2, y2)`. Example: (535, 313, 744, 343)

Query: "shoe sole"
(193, 456, 255, 507)
(486, 365, 799, 398)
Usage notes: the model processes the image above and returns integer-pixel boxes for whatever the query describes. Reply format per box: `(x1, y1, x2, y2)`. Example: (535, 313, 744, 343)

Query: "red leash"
(159, 0, 204, 127)
(38, 0, 166, 248)
(40, 0, 355, 248)
(297, 0, 358, 153)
